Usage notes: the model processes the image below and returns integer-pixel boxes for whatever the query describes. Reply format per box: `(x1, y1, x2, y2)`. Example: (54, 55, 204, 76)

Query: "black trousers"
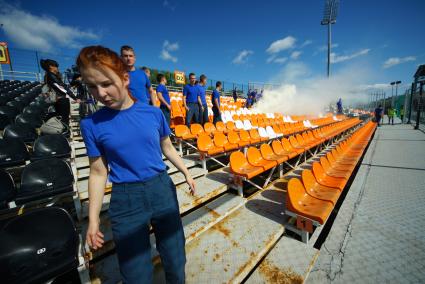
(55, 97, 70, 125)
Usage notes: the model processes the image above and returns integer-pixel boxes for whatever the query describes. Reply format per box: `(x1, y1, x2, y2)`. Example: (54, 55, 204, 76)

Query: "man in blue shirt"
(212, 81, 222, 124)
(183, 73, 200, 127)
(120, 45, 156, 105)
(156, 73, 171, 126)
(197, 74, 208, 125)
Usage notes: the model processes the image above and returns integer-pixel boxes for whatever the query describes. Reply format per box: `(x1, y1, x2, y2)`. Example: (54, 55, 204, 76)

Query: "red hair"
(76, 45, 127, 80)
(76, 45, 136, 101)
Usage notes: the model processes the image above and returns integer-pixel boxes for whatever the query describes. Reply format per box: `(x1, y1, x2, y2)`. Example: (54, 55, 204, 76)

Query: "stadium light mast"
(321, 0, 340, 78)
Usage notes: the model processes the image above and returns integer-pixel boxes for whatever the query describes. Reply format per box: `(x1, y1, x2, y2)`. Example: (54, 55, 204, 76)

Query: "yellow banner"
(0, 42, 10, 64)
(174, 70, 186, 85)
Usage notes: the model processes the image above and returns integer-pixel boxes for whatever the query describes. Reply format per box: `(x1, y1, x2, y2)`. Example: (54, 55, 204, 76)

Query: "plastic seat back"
(3, 124, 38, 143)
(301, 169, 317, 190)
(0, 207, 79, 284)
(215, 121, 227, 132)
(226, 121, 236, 131)
(249, 128, 261, 140)
(190, 124, 204, 136)
(272, 140, 285, 155)
(0, 137, 29, 168)
(227, 131, 241, 145)
(32, 134, 71, 161)
(243, 120, 252, 130)
(197, 134, 214, 152)
(213, 132, 229, 148)
(17, 158, 74, 205)
(260, 144, 274, 159)
(203, 122, 216, 135)
(15, 113, 43, 129)
(235, 120, 244, 130)
(247, 147, 263, 165)
(258, 127, 268, 138)
(230, 151, 247, 172)
(0, 169, 16, 209)
(175, 125, 190, 138)
(0, 106, 19, 121)
(266, 126, 277, 138)
(239, 129, 251, 143)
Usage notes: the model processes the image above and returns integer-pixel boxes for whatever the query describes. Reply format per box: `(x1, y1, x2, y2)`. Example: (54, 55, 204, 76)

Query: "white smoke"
(254, 61, 377, 115)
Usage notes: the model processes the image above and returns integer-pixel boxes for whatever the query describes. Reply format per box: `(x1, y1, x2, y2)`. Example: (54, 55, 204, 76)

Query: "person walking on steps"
(183, 73, 200, 127)
(388, 107, 395, 125)
(78, 46, 195, 284)
(374, 105, 383, 127)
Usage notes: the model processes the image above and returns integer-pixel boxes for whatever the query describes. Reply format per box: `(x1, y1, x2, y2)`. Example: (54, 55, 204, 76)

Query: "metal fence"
(1, 47, 252, 95)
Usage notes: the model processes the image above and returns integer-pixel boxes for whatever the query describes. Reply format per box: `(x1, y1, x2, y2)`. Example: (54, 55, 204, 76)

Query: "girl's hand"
(86, 219, 105, 250)
(185, 175, 196, 195)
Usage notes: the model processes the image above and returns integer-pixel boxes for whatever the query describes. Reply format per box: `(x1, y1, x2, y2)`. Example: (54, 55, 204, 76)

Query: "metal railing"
(0, 70, 42, 82)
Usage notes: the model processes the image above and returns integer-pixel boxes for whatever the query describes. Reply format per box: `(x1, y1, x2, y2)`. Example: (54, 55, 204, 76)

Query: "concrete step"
(246, 236, 319, 283)
(153, 188, 286, 283)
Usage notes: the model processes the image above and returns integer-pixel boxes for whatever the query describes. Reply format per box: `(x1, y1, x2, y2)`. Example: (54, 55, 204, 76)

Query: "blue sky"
(1, 0, 424, 93)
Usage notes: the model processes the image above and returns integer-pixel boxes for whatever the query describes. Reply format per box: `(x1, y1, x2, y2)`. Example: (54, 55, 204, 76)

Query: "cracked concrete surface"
(307, 124, 425, 283)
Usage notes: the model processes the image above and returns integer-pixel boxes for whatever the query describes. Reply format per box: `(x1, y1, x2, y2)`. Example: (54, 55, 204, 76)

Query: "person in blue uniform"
(212, 81, 222, 124)
(182, 73, 200, 127)
(78, 45, 195, 284)
(120, 45, 156, 105)
(156, 73, 171, 126)
(197, 74, 208, 125)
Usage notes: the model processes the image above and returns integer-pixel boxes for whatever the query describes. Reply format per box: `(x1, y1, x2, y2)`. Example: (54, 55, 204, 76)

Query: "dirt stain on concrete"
(258, 260, 303, 284)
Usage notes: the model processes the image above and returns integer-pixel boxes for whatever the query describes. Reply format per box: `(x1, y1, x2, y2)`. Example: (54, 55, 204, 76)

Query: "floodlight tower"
(321, 0, 340, 78)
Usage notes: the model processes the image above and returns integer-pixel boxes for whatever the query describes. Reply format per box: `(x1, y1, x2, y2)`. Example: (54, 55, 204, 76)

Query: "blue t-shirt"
(128, 69, 151, 104)
(80, 101, 171, 183)
(183, 84, 200, 103)
(197, 84, 207, 105)
(212, 89, 221, 107)
(156, 84, 170, 106)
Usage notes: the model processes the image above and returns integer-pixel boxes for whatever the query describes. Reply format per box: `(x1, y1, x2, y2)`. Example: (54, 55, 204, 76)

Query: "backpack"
(40, 117, 68, 135)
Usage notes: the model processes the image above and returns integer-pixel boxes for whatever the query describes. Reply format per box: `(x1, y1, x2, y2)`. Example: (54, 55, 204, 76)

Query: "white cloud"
(232, 50, 253, 64)
(274, 57, 288, 64)
(266, 36, 296, 54)
(159, 40, 179, 63)
(300, 40, 313, 48)
(0, 3, 99, 52)
(330, 48, 370, 63)
(266, 55, 287, 64)
(290, 51, 302, 60)
(383, 56, 416, 69)
(318, 43, 339, 52)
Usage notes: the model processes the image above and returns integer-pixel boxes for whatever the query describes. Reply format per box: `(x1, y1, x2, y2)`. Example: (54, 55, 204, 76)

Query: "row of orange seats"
(175, 121, 309, 141)
(286, 121, 377, 225)
(228, 118, 362, 178)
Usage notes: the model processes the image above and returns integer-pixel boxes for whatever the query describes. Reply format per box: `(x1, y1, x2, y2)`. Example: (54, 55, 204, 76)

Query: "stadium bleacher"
(0, 78, 377, 283)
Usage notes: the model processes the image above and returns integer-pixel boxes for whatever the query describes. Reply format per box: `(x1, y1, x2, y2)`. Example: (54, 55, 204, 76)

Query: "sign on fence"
(174, 70, 186, 85)
(0, 42, 11, 64)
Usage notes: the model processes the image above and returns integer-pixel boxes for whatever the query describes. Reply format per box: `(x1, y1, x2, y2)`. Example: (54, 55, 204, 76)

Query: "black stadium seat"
(3, 123, 38, 143)
(0, 113, 11, 130)
(0, 169, 15, 209)
(0, 105, 19, 120)
(6, 100, 25, 113)
(32, 134, 71, 160)
(15, 113, 43, 128)
(23, 105, 44, 116)
(16, 158, 74, 204)
(0, 207, 79, 283)
(0, 137, 29, 167)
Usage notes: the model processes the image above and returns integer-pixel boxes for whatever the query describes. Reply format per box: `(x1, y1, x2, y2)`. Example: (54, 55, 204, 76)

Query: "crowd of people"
(374, 105, 405, 126)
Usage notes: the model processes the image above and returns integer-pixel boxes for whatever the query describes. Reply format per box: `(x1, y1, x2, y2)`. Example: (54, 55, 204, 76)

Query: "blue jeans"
(212, 106, 222, 124)
(160, 105, 171, 126)
(185, 102, 199, 127)
(199, 104, 209, 125)
(109, 171, 186, 284)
